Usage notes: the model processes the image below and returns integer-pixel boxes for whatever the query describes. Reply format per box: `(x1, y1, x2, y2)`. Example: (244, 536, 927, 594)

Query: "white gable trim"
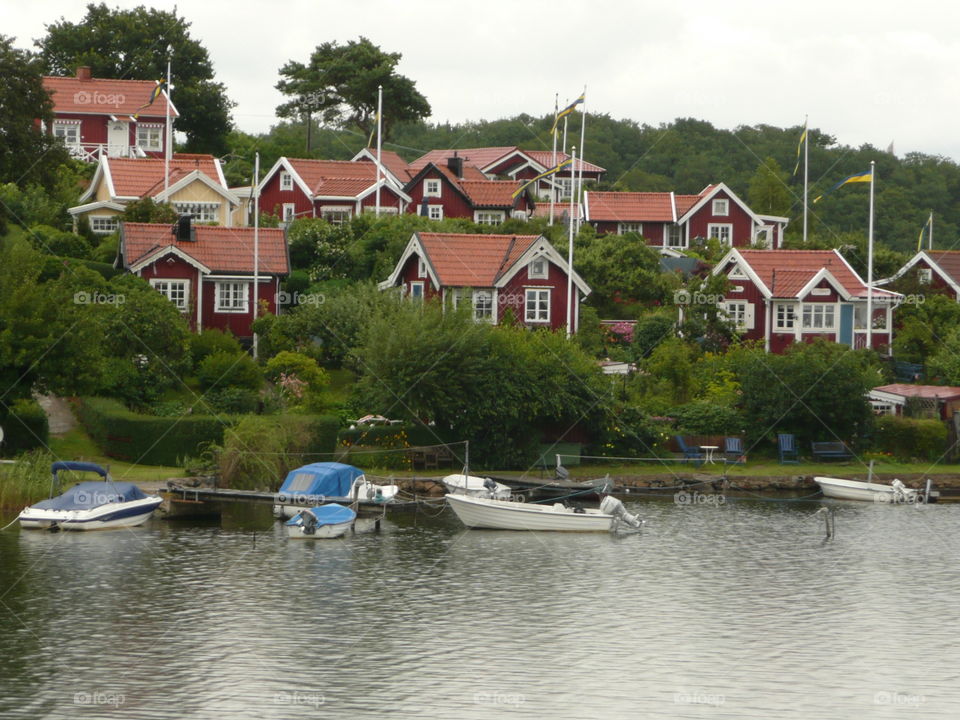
(478, 148, 531, 175)
(128, 245, 212, 274)
(262, 157, 314, 199)
(68, 200, 126, 216)
(213, 158, 228, 188)
(829, 248, 901, 300)
(670, 192, 678, 223)
(711, 248, 772, 298)
(583, 191, 592, 221)
(350, 148, 406, 187)
(877, 251, 960, 296)
(678, 182, 762, 226)
(78, 155, 112, 203)
(495, 236, 592, 297)
(377, 233, 441, 291)
(796, 268, 853, 302)
(355, 178, 413, 204)
(154, 170, 240, 206)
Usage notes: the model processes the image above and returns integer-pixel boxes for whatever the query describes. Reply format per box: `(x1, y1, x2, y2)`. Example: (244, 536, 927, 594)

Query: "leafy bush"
(670, 401, 744, 436)
(28, 225, 92, 258)
(201, 387, 260, 415)
(197, 351, 262, 391)
(0, 398, 50, 457)
(872, 416, 947, 461)
(190, 329, 243, 367)
(590, 406, 662, 458)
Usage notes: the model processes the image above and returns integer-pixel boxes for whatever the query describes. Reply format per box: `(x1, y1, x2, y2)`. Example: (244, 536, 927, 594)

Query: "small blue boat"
(285, 503, 357, 539)
(272, 462, 398, 518)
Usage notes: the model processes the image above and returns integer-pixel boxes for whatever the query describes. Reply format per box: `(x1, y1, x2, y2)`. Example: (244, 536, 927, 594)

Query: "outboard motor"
(600, 495, 644, 532)
(300, 510, 318, 536)
(891, 479, 918, 504)
(482, 477, 499, 497)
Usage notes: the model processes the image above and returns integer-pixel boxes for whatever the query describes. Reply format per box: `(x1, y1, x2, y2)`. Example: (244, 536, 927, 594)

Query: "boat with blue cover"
(285, 503, 357, 539)
(18, 462, 162, 530)
(272, 462, 399, 519)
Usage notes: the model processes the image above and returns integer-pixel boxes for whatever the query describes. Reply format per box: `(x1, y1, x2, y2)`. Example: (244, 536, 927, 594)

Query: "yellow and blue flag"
(550, 93, 585, 134)
(918, 213, 933, 251)
(134, 80, 166, 118)
(812, 170, 871, 204)
(792, 123, 807, 177)
(512, 157, 574, 199)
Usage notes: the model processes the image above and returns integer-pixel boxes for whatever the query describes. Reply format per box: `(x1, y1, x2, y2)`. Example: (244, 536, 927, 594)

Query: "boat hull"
(445, 494, 615, 532)
(815, 477, 917, 503)
(18, 496, 163, 530)
(285, 521, 353, 539)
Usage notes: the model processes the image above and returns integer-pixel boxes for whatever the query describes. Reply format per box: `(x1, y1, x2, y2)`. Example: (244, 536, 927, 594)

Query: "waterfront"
(1, 496, 958, 718)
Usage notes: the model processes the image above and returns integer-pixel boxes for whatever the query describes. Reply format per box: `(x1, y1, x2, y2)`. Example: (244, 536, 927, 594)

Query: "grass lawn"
(47, 424, 184, 484)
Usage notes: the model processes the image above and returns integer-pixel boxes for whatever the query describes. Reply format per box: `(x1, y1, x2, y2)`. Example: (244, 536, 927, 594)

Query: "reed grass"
(0, 450, 56, 510)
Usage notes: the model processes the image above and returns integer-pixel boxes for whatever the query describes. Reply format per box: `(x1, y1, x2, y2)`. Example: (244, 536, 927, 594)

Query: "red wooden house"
(711, 249, 901, 353)
(118, 221, 289, 338)
(585, 184, 788, 250)
(378, 232, 591, 333)
(879, 250, 960, 300)
(43, 67, 177, 163)
(404, 157, 535, 224)
(258, 158, 412, 225)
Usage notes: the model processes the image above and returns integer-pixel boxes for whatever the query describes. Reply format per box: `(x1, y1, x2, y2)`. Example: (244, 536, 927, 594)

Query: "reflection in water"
(1, 498, 959, 718)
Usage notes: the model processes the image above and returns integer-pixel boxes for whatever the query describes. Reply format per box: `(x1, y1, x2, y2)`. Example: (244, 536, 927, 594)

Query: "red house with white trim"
(585, 184, 788, 250)
(258, 157, 411, 225)
(378, 232, 591, 333)
(879, 250, 960, 300)
(43, 67, 177, 163)
(711, 248, 901, 353)
(118, 221, 289, 338)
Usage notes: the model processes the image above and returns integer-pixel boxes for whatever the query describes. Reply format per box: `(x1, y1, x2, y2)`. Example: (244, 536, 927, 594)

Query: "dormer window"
(713, 198, 729, 216)
(417, 256, 427, 278)
(280, 171, 293, 191)
(528, 257, 548, 279)
(424, 179, 441, 198)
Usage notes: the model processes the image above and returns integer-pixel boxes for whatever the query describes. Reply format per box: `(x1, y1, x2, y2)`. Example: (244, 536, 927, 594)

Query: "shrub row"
(0, 398, 50, 457)
(872, 415, 948, 462)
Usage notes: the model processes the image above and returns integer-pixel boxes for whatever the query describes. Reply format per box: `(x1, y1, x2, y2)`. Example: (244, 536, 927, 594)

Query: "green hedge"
(76, 397, 232, 466)
(0, 398, 50, 457)
(872, 415, 948, 461)
(338, 423, 437, 448)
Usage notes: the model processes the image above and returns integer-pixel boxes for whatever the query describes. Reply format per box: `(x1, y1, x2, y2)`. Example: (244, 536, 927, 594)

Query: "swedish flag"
(550, 93, 585, 134)
(792, 124, 807, 177)
(134, 80, 166, 118)
(512, 157, 574, 199)
(812, 170, 871, 203)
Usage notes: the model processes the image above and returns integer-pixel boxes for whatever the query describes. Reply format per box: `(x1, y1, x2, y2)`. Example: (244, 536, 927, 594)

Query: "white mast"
(549, 93, 558, 226)
(375, 84, 383, 216)
(802, 116, 809, 244)
(164, 53, 172, 199)
(929, 211, 934, 250)
(866, 160, 875, 352)
(566, 147, 577, 339)
(576, 86, 587, 233)
(253, 152, 260, 360)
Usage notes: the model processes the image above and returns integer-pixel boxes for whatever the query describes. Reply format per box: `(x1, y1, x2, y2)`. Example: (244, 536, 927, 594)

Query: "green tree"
(38, 4, 234, 153)
(276, 37, 431, 141)
(576, 232, 672, 317)
(747, 156, 791, 219)
(122, 197, 179, 224)
(0, 36, 69, 190)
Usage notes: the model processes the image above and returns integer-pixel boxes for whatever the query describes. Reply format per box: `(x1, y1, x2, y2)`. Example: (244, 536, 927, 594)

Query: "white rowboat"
(445, 493, 642, 532)
(815, 476, 920, 503)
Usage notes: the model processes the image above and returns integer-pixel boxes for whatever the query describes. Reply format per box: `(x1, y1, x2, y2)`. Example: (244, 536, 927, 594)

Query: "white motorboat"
(273, 462, 399, 519)
(445, 493, 643, 533)
(441, 473, 512, 500)
(285, 504, 357, 539)
(815, 476, 921, 503)
(18, 462, 162, 531)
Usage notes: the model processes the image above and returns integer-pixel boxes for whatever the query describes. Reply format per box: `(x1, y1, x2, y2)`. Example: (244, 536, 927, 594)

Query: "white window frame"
(475, 210, 505, 226)
(712, 198, 730, 216)
(707, 223, 733, 245)
(89, 215, 119, 235)
(136, 123, 163, 152)
(512, 210, 527, 221)
(173, 202, 221, 223)
(918, 268, 932, 284)
(856, 305, 889, 331)
(618, 222, 643, 235)
(810, 287, 831, 296)
(215, 281, 249, 314)
(53, 120, 81, 149)
(473, 290, 493, 322)
(528, 258, 548, 279)
(666, 224, 685, 248)
(428, 205, 443, 221)
(424, 179, 442, 198)
(524, 288, 550, 323)
(724, 301, 754, 331)
(321, 206, 351, 226)
(280, 171, 293, 191)
(417, 256, 427, 278)
(801, 303, 836, 331)
(150, 278, 189, 313)
(409, 281, 424, 301)
(775, 303, 795, 330)
(556, 177, 573, 199)
(281, 203, 296, 223)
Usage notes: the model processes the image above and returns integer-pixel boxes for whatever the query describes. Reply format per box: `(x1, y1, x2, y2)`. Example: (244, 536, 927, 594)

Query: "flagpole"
(866, 160, 875, 352)
(375, 85, 383, 216)
(929, 211, 934, 250)
(576, 86, 587, 233)
(164, 54, 171, 200)
(549, 93, 558, 226)
(802, 115, 809, 244)
(253, 152, 260, 361)
(566, 147, 577, 339)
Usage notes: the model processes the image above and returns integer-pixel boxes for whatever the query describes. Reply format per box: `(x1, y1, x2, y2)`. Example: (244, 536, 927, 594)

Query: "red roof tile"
(44, 75, 178, 118)
(287, 159, 379, 195)
(409, 147, 518, 173)
(108, 155, 223, 197)
(122, 222, 288, 275)
(872, 384, 960, 400)
(522, 150, 606, 174)
(370, 149, 411, 181)
(737, 250, 898, 299)
(418, 232, 538, 286)
(674, 194, 701, 216)
(457, 180, 525, 208)
(587, 191, 674, 222)
(925, 250, 960, 283)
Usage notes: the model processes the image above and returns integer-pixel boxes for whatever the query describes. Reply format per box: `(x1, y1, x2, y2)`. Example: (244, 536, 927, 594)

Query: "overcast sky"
(6, 1, 960, 162)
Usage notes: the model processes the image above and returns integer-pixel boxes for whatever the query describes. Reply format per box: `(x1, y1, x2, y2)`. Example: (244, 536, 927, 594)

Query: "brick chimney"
(76, 66, 92, 81)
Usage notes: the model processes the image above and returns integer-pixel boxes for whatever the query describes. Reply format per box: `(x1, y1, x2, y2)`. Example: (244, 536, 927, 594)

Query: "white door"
(107, 121, 128, 157)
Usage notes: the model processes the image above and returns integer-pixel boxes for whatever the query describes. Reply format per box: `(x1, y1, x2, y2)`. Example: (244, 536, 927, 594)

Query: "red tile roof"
(409, 147, 517, 173)
(872, 384, 960, 400)
(108, 155, 223, 197)
(418, 232, 538, 286)
(924, 250, 960, 282)
(287, 159, 379, 195)
(458, 180, 525, 208)
(587, 191, 674, 222)
(44, 75, 178, 118)
(122, 222, 288, 275)
(522, 150, 606, 174)
(674, 194, 701, 216)
(737, 250, 898, 299)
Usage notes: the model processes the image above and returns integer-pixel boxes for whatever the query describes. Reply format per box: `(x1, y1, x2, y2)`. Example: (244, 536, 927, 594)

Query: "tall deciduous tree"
(37, 3, 234, 154)
(0, 36, 69, 191)
(747, 156, 791, 219)
(276, 37, 431, 141)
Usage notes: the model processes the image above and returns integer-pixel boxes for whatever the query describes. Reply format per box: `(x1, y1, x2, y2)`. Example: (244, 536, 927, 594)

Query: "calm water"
(1, 496, 959, 719)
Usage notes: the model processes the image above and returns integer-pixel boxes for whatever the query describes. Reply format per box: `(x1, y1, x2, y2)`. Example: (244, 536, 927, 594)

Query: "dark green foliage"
(576, 232, 673, 317)
(38, 4, 234, 154)
(0, 398, 49, 457)
(200, 388, 260, 415)
(28, 225, 92, 258)
(76, 396, 231, 466)
(590, 406, 662, 458)
(39, 256, 121, 281)
(633, 313, 676, 359)
(121, 197, 179, 224)
(670, 401, 744, 436)
(190, 329, 243, 367)
(872, 415, 947, 461)
(197, 351, 263, 391)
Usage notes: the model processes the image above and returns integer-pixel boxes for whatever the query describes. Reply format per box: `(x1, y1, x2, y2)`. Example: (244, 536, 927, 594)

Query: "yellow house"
(69, 154, 241, 234)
